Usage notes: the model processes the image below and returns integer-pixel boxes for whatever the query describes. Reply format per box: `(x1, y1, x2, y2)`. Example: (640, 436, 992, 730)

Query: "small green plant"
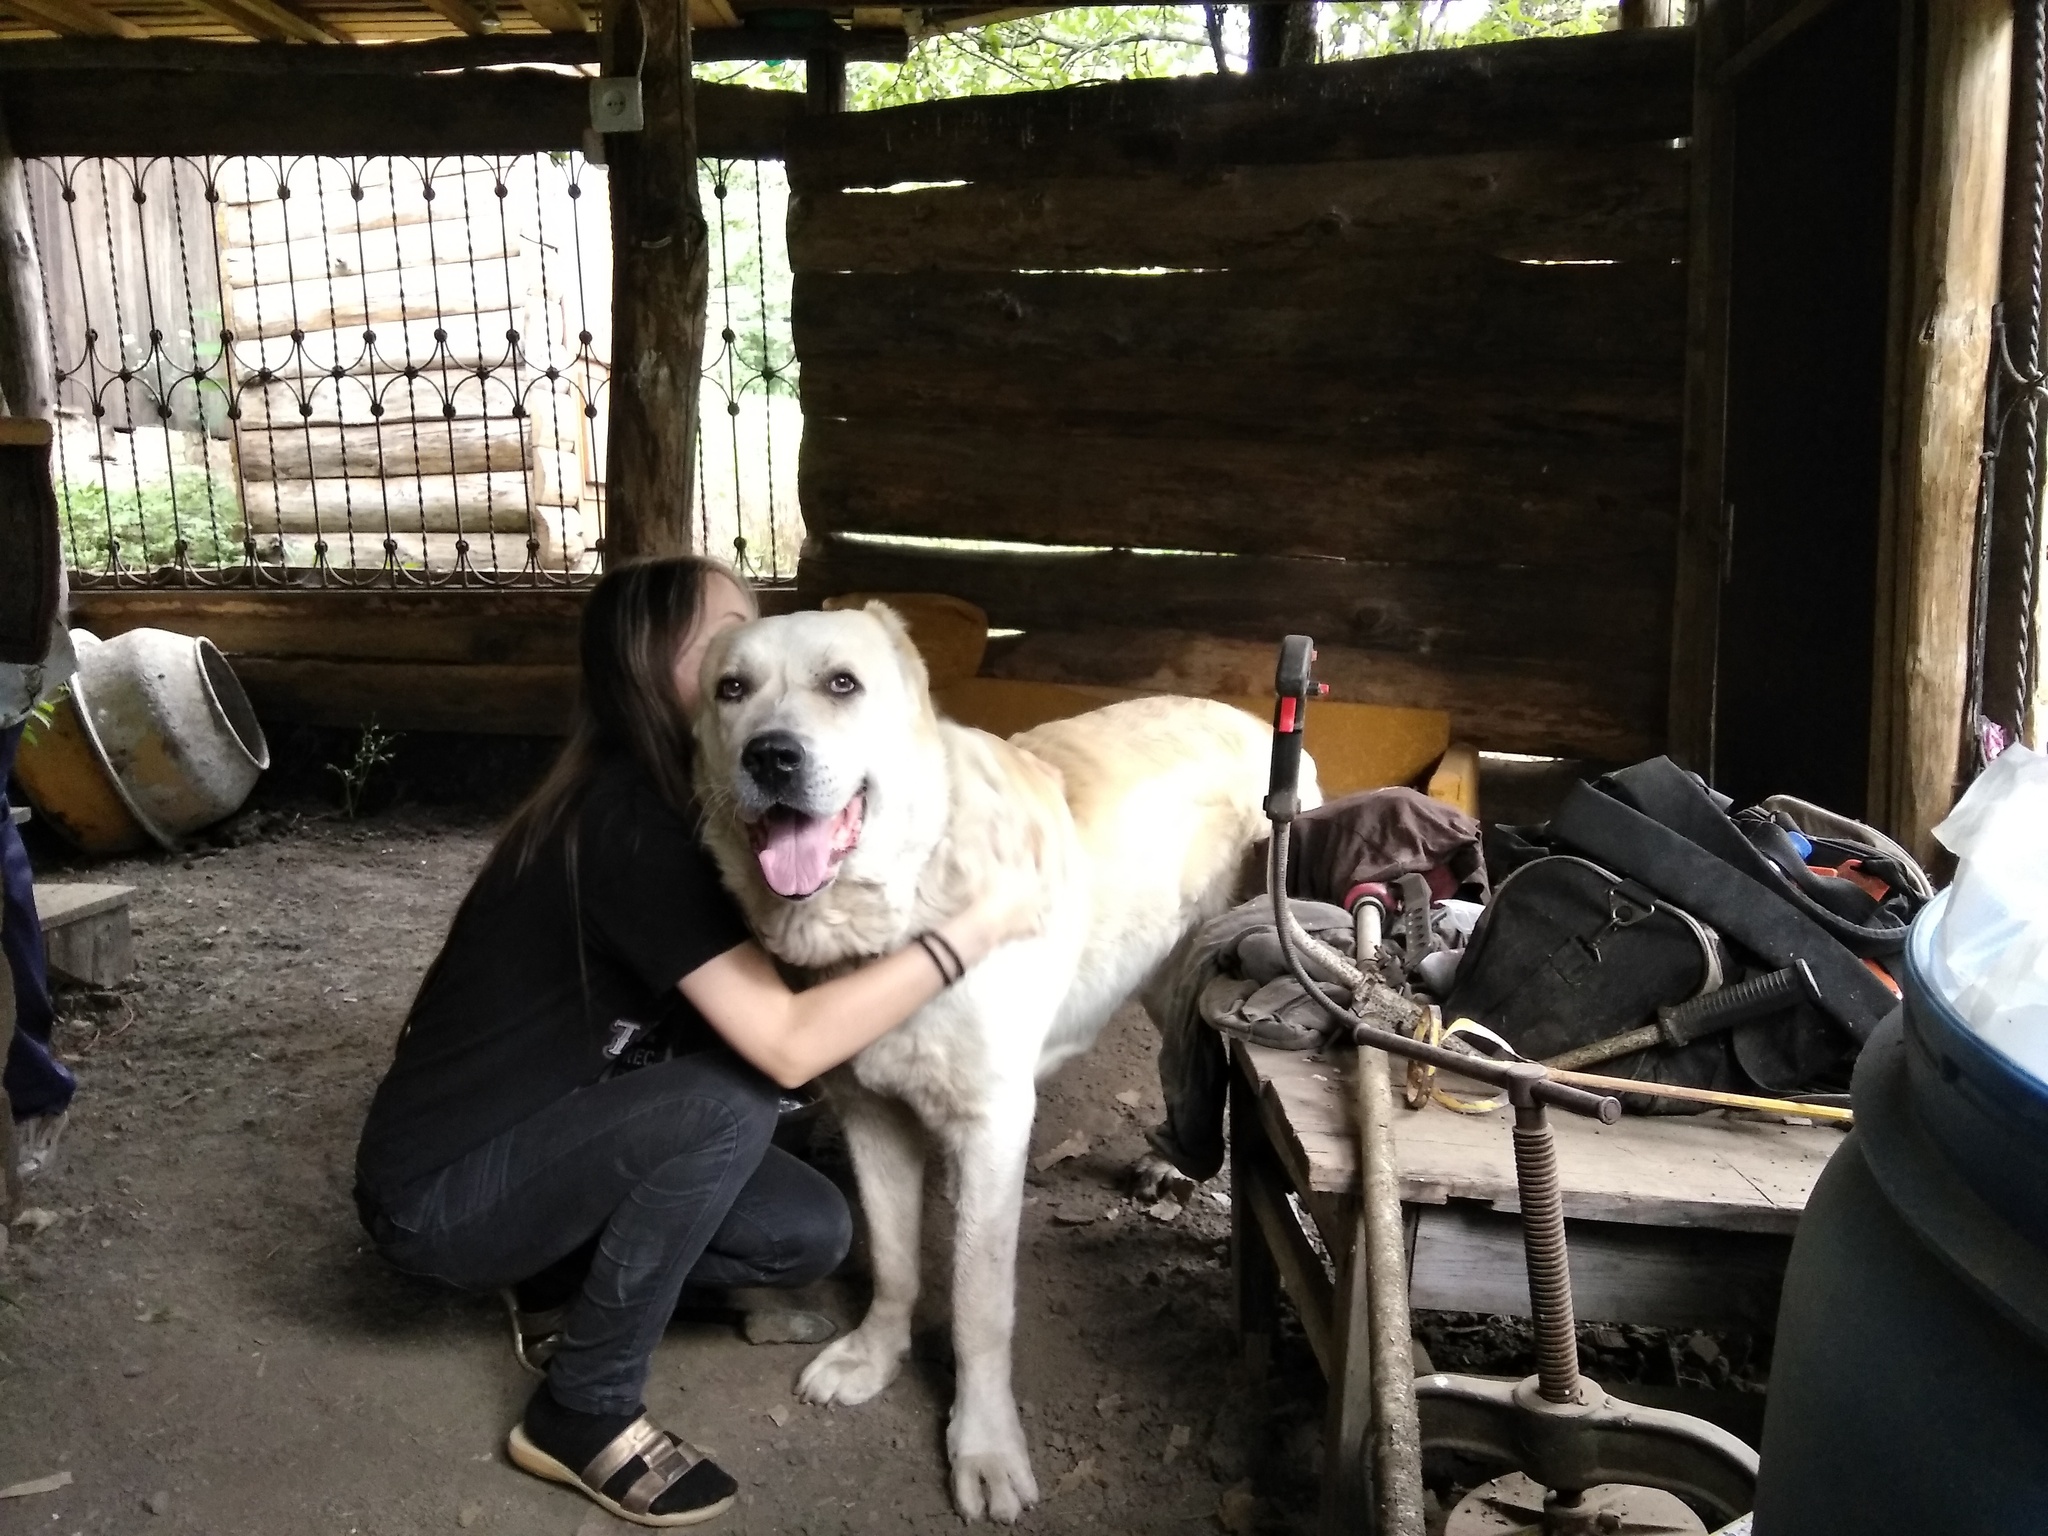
(18, 687, 63, 746)
(327, 721, 399, 820)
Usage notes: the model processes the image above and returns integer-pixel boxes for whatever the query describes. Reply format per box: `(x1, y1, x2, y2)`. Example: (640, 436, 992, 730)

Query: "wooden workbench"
(1228, 1040, 1845, 1532)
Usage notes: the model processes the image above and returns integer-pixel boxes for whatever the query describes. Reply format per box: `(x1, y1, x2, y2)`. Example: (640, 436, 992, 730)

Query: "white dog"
(693, 604, 1313, 1522)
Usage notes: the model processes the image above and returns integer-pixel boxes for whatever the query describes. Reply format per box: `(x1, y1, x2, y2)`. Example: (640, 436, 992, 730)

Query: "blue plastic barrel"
(1753, 902, 2048, 1532)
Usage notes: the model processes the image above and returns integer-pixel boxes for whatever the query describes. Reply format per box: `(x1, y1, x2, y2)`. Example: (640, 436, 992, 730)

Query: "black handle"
(1658, 961, 1821, 1049)
(1266, 633, 1317, 821)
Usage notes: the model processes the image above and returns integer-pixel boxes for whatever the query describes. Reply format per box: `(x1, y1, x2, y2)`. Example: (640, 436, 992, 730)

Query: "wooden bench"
(35, 882, 137, 988)
(1229, 1039, 1842, 1529)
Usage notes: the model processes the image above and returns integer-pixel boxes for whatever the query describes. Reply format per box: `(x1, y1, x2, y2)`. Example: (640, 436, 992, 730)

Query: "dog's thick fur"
(693, 605, 1313, 1522)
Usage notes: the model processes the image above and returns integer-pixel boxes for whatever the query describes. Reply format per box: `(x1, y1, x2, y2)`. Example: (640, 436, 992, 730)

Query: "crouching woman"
(353, 556, 1040, 1527)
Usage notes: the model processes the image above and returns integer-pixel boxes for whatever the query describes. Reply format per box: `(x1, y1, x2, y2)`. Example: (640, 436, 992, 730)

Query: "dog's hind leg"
(798, 1088, 926, 1407)
(941, 1091, 1040, 1524)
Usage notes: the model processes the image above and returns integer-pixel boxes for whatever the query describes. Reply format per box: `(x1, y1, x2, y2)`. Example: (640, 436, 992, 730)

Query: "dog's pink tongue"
(756, 810, 838, 898)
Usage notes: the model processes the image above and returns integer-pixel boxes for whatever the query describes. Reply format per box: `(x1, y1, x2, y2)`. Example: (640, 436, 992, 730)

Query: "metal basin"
(19, 627, 269, 851)
(12, 634, 151, 855)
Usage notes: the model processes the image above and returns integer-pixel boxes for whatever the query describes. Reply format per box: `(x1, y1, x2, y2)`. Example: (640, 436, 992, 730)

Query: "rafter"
(417, 0, 498, 36)
(6, 0, 146, 40)
(185, 0, 347, 43)
(520, 0, 588, 32)
(0, 34, 597, 68)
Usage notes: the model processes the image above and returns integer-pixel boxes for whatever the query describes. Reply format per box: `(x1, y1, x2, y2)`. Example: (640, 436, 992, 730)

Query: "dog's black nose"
(742, 730, 807, 793)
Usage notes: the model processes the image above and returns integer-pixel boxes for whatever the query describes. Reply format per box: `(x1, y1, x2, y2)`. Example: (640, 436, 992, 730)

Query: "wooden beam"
(0, 33, 597, 66)
(0, 68, 798, 156)
(418, 0, 499, 36)
(603, 0, 708, 561)
(520, 0, 589, 30)
(1870, 0, 2014, 861)
(57, 586, 810, 736)
(785, 27, 1695, 189)
(1667, 0, 1738, 774)
(0, 97, 51, 421)
(120, 23, 887, 60)
(787, 144, 1690, 271)
(184, 0, 348, 45)
(5, 0, 146, 39)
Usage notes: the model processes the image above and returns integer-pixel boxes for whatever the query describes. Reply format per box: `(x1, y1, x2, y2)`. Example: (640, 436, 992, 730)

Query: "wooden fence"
(785, 27, 1695, 762)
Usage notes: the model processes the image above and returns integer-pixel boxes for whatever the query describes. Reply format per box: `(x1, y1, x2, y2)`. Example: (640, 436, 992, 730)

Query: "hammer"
(1542, 960, 1823, 1075)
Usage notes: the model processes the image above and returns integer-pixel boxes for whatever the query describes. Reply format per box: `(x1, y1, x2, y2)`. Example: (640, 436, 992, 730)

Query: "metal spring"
(1512, 1111, 1581, 1404)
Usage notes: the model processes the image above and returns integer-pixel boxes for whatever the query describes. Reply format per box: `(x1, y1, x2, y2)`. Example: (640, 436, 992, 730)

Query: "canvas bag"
(1442, 855, 1755, 1109)
(1449, 759, 1928, 1103)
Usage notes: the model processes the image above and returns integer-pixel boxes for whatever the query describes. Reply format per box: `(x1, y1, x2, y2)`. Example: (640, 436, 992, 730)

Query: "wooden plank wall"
(785, 28, 1696, 762)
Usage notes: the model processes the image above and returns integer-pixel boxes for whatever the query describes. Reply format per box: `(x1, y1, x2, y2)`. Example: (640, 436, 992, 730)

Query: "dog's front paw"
(948, 1405, 1038, 1523)
(796, 1326, 905, 1407)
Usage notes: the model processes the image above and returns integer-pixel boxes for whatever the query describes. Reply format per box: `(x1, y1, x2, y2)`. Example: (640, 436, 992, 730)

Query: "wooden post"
(1620, 0, 1682, 25)
(0, 104, 52, 422)
(1667, 0, 1738, 774)
(1871, 0, 2014, 861)
(602, 0, 708, 562)
(805, 49, 846, 113)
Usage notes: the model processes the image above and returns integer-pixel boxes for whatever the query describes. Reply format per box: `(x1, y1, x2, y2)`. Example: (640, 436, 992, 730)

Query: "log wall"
(786, 28, 1696, 761)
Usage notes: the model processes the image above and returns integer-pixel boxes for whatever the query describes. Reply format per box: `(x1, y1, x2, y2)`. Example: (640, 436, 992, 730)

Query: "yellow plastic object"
(13, 683, 151, 856)
(931, 676, 1450, 799)
(821, 591, 988, 686)
(1425, 742, 1481, 819)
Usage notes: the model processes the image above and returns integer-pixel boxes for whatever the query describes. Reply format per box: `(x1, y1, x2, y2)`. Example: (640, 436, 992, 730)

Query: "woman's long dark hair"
(494, 554, 753, 873)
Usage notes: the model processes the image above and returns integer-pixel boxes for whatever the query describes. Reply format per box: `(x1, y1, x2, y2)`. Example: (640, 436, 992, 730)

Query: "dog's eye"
(826, 672, 861, 697)
(715, 675, 746, 702)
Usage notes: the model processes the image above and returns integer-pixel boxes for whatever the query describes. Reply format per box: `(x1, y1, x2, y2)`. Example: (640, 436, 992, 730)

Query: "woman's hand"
(680, 812, 1057, 1089)
(938, 870, 1048, 968)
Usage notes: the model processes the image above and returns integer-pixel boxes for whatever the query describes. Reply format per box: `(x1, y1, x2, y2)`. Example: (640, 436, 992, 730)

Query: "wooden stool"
(1227, 1039, 1842, 1532)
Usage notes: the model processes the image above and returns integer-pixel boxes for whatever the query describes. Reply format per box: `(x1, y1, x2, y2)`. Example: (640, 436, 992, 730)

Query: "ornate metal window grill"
(26, 150, 800, 589)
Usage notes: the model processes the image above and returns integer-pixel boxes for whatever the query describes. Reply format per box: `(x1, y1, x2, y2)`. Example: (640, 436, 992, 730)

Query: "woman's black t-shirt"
(354, 755, 752, 1205)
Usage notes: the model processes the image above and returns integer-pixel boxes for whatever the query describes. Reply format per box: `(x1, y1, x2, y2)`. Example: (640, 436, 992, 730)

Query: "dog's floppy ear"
(862, 601, 931, 696)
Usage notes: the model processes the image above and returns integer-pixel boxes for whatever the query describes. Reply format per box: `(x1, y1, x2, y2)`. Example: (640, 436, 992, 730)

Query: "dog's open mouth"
(747, 791, 866, 899)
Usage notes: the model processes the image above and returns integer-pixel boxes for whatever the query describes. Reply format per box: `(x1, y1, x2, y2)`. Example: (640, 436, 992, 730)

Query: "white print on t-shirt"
(604, 1018, 645, 1059)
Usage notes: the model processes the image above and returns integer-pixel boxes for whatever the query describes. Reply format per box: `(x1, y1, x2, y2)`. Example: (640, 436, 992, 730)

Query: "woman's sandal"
(508, 1413, 736, 1527)
(499, 1289, 566, 1377)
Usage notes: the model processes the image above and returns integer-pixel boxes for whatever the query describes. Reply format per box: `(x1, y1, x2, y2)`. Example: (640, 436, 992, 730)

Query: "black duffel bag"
(1445, 758, 1930, 1107)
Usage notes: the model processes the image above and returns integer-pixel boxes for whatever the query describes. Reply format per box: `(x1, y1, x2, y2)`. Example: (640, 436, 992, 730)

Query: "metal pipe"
(1271, 826, 1425, 1536)
(1355, 1037, 1427, 1536)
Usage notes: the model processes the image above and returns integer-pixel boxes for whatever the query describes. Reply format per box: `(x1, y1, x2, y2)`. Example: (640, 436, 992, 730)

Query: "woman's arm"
(678, 900, 1027, 1090)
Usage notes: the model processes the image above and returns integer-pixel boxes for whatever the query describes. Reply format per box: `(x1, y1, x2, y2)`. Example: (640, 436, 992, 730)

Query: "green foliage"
(327, 720, 399, 820)
(58, 469, 244, 574)
(1323, 0, 1608, 56)
(852, 7, 1222, 104)
(697, 2, 1618, 108)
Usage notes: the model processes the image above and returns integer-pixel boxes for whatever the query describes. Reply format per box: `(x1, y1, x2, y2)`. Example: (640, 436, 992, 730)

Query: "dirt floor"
(0, 805, 1333, 1536)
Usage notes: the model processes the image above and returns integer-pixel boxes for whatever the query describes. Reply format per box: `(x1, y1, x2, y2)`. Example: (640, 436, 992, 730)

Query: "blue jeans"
(2, 722, 76, 1122)
(368, 1047, 850, 1416)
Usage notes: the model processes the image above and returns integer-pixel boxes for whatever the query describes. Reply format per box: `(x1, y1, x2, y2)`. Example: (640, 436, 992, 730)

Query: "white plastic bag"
(1931, 743, 2048, 1080)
